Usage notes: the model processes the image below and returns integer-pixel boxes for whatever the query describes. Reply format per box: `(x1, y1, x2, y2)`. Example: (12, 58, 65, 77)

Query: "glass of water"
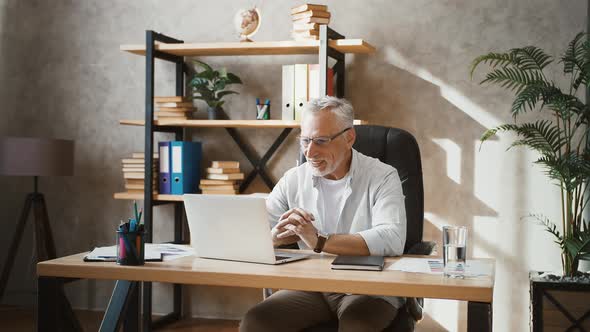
(442, 226, 467, 278)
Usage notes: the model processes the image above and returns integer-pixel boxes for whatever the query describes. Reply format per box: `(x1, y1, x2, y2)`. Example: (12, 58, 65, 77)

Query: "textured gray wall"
(0, 1, 585, 331)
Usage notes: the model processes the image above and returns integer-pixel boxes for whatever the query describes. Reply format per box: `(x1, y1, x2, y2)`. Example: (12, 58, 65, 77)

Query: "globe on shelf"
(233, 7, 261, 42)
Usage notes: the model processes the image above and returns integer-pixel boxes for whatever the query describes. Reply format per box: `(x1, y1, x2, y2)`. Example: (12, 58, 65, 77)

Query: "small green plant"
(471, 32, 590, 277)
(188, 60, 242, 109)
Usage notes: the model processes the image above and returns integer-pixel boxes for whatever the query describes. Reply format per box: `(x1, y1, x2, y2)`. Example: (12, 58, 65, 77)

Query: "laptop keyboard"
(275, 255, 290, 261)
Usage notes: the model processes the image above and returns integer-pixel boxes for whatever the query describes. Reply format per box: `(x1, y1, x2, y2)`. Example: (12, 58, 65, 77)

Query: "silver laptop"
(183, 194, 309, 265)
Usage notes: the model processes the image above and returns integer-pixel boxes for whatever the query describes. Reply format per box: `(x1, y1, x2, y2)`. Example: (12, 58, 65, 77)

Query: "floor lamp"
(0, 137, 74, 300)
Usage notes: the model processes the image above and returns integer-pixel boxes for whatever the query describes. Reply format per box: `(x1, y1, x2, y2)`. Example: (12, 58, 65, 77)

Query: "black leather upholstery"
(299, 125, 431, 332)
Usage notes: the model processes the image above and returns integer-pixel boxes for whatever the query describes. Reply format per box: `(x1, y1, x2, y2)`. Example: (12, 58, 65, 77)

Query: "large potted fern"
(472, 33, 590, 331)
(471, 32, 590, 277)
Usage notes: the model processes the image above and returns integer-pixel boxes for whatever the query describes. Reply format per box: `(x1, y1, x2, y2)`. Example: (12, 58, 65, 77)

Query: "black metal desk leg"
(38, 277, 59, 332)
(467, 301, 492, 332)
(99, 280, 139, 332)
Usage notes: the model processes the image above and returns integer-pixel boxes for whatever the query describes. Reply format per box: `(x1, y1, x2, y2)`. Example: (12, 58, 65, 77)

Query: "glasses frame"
(298, 127, 353, 148)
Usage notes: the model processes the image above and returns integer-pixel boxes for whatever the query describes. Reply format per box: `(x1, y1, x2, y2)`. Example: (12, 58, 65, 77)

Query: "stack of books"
(154, 96, 196, 121)
(200, 161, 244, 195)
(291, 4, 330, 41)
(122, 152, 158, 194)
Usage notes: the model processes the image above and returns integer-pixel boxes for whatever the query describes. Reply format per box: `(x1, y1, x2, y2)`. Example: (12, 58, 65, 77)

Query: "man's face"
(300, 110, 355, 179)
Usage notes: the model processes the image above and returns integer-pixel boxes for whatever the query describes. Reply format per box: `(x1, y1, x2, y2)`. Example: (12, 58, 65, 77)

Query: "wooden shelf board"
(119, 119, 367, 128)
(113, 192, 183, 202)
(120, 39, 376, 56)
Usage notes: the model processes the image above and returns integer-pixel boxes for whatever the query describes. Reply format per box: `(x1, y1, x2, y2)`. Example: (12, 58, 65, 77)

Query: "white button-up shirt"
(266, 148, 407, 308)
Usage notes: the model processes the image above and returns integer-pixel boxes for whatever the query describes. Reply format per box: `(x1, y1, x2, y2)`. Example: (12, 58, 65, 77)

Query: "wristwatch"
(313, 231, 330, 253)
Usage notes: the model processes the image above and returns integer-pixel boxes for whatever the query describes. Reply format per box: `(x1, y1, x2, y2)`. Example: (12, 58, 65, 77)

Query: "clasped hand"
(271, 208, 319, 248)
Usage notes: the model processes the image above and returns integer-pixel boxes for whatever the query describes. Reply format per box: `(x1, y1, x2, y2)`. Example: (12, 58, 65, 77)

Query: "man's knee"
(240, 304, 276, 332)
(338, 316, 387, 332)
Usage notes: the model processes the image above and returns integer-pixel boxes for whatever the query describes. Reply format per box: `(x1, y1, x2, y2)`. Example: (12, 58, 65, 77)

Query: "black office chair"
(298, 125, 436, 332)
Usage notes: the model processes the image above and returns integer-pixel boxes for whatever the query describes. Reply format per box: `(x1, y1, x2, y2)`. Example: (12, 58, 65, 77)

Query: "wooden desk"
(37, 251, 494, 332)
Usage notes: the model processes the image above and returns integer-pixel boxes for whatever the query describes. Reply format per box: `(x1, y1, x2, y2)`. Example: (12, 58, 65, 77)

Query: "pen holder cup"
(116, 230, 145, 266)
(256, 104, 270, 120)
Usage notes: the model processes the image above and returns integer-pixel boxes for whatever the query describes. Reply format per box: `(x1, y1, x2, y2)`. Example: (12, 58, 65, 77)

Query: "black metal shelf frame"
(97, 26, 348, 332)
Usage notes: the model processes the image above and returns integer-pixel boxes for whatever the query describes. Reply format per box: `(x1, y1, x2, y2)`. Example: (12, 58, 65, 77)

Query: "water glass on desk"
(442, 226, 467, 278)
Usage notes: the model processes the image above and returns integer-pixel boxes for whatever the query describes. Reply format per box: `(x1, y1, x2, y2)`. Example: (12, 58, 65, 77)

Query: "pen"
(138, 208, 143, 224)
(133, 200, 139, 223)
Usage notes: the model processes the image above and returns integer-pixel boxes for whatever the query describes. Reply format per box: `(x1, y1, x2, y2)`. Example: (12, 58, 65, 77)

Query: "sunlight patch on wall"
(432, 138, 461, 184)
(382, 46, 501, 129)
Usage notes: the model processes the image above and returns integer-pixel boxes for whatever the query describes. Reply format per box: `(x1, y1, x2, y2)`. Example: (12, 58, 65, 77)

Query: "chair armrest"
(406, 241, 436, 255)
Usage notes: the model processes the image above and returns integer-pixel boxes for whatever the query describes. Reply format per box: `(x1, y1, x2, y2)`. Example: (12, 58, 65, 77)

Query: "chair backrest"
(299, 125, 424, 253)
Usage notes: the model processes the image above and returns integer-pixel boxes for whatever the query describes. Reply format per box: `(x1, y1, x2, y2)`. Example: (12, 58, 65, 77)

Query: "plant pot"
(207, 106, 227, 120)
(580, 259, 590, 273)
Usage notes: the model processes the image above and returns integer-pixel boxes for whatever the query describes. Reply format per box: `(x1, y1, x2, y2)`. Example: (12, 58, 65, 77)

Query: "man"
(240, 96, 407, 332)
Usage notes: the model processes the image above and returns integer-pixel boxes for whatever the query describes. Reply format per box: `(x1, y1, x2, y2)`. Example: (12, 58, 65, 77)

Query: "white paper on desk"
(84, 243, 193, 262)
(147, 243, 194, 261)
(387, 258, 493, 277)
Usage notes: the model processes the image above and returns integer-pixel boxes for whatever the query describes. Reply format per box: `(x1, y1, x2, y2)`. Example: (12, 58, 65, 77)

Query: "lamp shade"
(0, 137, 74, 176)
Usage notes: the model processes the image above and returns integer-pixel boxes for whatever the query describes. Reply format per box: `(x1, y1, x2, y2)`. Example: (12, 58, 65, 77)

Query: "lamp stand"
(0, 176, 57, 299)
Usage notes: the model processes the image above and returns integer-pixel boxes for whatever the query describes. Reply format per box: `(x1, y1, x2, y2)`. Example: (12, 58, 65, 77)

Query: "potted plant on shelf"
(471, 32, 590, 331)
(188, 60, 242, 120)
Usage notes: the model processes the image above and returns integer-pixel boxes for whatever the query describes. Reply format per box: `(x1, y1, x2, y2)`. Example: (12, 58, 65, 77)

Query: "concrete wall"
(0, 1, 585, 331)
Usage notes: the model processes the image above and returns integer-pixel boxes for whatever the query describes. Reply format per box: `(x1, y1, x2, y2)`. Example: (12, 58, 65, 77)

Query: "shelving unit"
(118, 27, 375, 331)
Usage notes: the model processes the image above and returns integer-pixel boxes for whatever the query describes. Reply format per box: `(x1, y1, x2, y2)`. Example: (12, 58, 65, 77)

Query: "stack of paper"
(387, 258, 493, 277)
(84, 243, 194, 262)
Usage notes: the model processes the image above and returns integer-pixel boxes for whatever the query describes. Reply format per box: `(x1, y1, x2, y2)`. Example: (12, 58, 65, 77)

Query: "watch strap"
(314, 233, 328, 253)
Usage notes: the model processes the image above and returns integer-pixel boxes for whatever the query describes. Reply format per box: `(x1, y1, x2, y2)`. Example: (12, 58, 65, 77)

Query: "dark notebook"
(331, 255, 385, 271)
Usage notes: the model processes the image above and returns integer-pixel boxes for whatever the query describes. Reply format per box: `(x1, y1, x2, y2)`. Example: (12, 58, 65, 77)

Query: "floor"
(0, 305, 240, 332)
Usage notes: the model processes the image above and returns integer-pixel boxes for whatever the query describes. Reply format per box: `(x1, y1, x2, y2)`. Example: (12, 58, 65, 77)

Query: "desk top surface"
(38, 251, 494, 303)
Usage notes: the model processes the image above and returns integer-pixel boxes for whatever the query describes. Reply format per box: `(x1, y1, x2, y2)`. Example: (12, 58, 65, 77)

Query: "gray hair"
(303, 96, 354, 129)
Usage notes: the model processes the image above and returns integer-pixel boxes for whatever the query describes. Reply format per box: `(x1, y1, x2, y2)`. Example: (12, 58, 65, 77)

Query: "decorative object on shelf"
(188, 60, 242, 120)
(233, 7, 261, 42)
(472, 32, 590, 278)
(256, 98, 270, 120)
(291, 3, 330, 40)
(0, 136, 74, 299)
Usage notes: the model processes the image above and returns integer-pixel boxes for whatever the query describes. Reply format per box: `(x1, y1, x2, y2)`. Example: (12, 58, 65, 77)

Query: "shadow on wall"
(345, 36, 528, 331)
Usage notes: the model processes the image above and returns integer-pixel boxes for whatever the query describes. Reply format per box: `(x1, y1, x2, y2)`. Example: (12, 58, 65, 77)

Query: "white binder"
(281, 65, 295, 121)
(294, 64, 309, 122)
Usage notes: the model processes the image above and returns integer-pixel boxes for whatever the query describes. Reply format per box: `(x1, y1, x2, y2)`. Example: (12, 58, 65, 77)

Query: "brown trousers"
(240, 290, 398, 332)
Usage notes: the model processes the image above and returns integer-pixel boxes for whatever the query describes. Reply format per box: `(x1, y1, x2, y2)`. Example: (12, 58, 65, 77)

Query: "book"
(206, 173, 245, 181)
(156, 111, 189, 117)
(331, 255, 385, 271)
(201, 189, 238, 195)
(199, 184, 238, 191)
(211, 161, 240, 169)
(292, 29, 319, 37)
(123, 172, 157, 179)
(291, 4, 328, 15)
(122, 167, 149, 172)
(206, 167, 241, 174)
(200, 179, 237, 185)
(292, 22, 320, 31)
(125, 183, 155, 190)
(154, 96, 186, 103)
(155, 101, 193, 108)
(292, 33, 319, 41)
(131, 153, 159, 159)
(291, 10, 331, 21)
(157, 117, 188, 121)
(122, 158, 145, 164)
(157, 107, 195, 112)
(293, 16, 330, 24)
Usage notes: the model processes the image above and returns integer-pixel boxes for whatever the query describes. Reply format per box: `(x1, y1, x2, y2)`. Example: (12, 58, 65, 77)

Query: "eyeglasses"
(298, 127, 352, 147)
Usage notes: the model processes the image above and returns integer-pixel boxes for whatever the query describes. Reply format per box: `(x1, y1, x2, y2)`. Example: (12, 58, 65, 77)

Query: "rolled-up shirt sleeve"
(357, 171, 407, 256)
(266, 175, 290, 228)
